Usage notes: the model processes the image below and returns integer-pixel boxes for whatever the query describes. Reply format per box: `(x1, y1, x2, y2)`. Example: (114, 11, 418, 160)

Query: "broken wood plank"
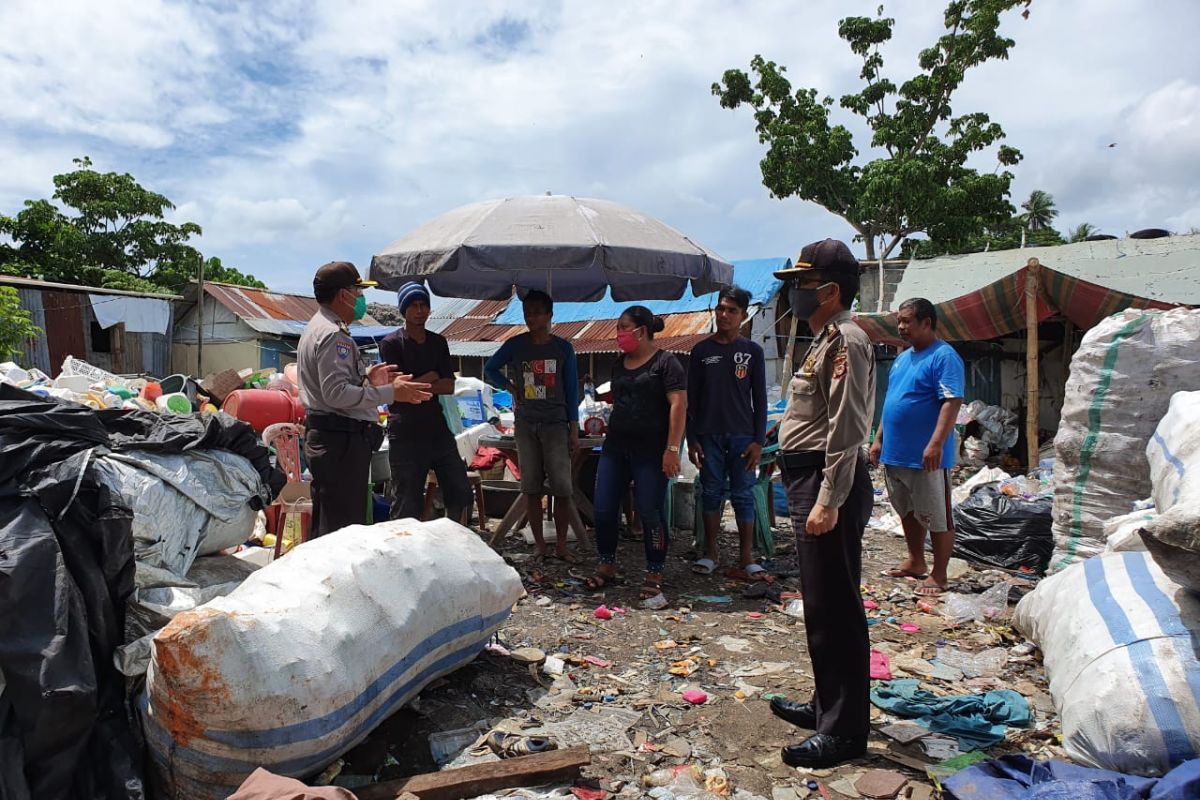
(356, 745, 590, 800)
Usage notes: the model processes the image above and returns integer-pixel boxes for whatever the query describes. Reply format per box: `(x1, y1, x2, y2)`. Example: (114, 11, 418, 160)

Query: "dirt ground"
(336, 466, 1062, 799)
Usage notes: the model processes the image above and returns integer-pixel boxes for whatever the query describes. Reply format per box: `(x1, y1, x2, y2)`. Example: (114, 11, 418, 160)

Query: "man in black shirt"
(379, 282, 472, 523)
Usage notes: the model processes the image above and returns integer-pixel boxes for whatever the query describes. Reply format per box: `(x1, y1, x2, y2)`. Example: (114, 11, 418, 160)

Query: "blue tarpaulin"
(491, 257, 789, 325)
(944, 755, 1200, 800)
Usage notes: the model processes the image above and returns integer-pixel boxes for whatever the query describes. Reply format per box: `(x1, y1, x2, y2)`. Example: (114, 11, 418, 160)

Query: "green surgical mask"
(353, 293, 367, 321)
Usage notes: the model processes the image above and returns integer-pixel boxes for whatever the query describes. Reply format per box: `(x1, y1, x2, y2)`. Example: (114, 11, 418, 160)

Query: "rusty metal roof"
(205, 283, 320, 322)
(573, 333, 712, 355)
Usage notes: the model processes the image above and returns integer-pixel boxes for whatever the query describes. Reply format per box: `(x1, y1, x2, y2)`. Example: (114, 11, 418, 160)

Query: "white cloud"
(0, 0, 1198, 288)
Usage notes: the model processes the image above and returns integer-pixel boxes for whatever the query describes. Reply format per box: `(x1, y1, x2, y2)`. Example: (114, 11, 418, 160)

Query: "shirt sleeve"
(556, 337, 579, 419)
(435, 336, 455, 380)
(661, 352, 687, 393)
(379, 334, 404, 373)
(483, 338, 515, 389)
(818, 334, 875, 508)
(935, 346, 966, 400)
(751, 342, 768, 445)
(315, 330, 392, 413)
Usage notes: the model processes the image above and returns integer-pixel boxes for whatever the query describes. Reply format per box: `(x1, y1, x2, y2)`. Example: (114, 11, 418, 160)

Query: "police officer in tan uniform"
(297, 261, 431, 536)
(768, 239, 876, 768)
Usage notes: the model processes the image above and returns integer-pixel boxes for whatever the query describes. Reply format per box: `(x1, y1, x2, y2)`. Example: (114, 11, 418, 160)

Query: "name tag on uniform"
(336, 342, 351, 360)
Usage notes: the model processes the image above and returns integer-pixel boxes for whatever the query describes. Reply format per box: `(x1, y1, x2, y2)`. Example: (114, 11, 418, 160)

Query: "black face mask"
(789, 285, 828, 321)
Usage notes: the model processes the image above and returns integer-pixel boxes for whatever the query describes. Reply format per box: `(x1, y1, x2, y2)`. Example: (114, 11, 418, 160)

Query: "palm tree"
(1069, 222, 1098, 243)
(1020, 190, 1058, 247)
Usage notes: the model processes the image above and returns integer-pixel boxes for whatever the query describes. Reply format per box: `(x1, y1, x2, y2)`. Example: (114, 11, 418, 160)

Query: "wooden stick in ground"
(355, 745, 591, 800)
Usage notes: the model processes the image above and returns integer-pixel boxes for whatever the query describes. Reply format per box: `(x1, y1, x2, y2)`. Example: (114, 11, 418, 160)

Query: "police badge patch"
(335, 342, 351, 360)
(832, 347, 848, 379)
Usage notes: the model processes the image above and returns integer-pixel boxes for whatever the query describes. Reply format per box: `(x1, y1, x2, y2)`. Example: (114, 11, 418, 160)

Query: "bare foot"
(883, 558, 928, 579)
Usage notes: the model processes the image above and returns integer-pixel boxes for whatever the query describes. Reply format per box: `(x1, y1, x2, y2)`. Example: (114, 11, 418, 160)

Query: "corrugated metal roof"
(0, 274, 181, 299)
(205, 283, 320, 321)
(573, 333, 712, 355)
(491, 257, 788, 325)
(889, 234, 1200, 309)
(447, 340, 503, 357)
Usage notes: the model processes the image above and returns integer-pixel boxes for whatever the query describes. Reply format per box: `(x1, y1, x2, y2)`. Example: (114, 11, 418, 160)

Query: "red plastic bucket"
(223, 389, 304, 433)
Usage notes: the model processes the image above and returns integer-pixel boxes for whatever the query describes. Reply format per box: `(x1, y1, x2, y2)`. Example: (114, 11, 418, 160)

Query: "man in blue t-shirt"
(484, 290, 581, 563)
(869, 298, 965, 596)
(687, 286, 768, 579)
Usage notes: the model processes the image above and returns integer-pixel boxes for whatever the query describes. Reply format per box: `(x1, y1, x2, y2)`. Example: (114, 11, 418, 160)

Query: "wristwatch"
(666, 445, 681, 453)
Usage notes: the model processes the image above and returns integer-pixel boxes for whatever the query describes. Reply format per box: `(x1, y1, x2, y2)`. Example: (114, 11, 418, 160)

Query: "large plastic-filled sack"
(142, 518, 524, 799)
(952, 483, 1053, 573)
(1014, 550, 1200, 775)
(1051, 309, 1200, 572)
(1141, 391, 1200, 591)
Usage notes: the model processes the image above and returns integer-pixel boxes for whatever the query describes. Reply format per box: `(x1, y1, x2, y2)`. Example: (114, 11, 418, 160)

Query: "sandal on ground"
(584, 571, 621, 590)
(914, 580, 948, 597)
(882, 566, 928, 580)
(692, 558, 717, 575)
(549, 550, 581, 565)
(640, 575, 668, 610)
(725, 563, 775, 583)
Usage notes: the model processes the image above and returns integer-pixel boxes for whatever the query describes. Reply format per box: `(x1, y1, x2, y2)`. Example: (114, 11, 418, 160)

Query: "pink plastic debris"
(863, 599, 879, 610)
(681, 689, 708, 705)
(747, 612, 764, 619)
(900, 622, 921, 633)
(584, 655, 612, 668)
(593, 605, 614, 620)
(870, 649, 893, 680)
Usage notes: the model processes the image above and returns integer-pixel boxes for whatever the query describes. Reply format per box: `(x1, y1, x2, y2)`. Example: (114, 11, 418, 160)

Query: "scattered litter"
(942, 582, 1011, 625)
(682, 689, 709, 705)
(899, 623, 920, 633)
(854, 769, 908, 799)
(870, 650, 893, 680)
(654, 639, 679, 650)
(878, 722, 929, 744)
(594, 605, 616, 620)
(542, 656, 566, 676)
(583, 656, 612, 668)
(732, 662, 792, 678)
(935, 646, 1007, 678)
(870, 679, 1031, 751)
(716, 636, 752, 653)
(510, 647, 547, 664)
(783, 598, 805, 618)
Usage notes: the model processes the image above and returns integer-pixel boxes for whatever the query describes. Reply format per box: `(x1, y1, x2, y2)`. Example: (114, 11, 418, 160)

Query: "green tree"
(1068, 222, 1097, 243)
(713, 1, 1030, 260)
(0, 157, 265, 293)
(0, 286, 42, 361)
(1020, 189, 1058, 232)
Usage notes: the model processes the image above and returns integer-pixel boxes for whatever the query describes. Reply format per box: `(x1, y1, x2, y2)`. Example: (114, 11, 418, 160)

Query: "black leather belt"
(777, 450, 826, 470)
(305, 411, 375, 433)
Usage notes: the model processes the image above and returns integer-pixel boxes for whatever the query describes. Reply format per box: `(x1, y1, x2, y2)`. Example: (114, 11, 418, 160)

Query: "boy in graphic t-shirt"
(485, 291, 580, 562)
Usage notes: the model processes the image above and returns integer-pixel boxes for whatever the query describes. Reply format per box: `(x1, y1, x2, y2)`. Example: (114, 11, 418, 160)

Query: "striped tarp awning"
(854, 263, 1176, 344)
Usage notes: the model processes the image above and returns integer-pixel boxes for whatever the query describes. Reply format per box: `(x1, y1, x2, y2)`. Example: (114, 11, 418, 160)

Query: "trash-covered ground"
(329, 466, 1061, 800)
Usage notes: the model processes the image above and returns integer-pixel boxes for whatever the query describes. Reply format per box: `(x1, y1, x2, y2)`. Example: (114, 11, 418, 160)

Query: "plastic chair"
(263, 423, 311, 556)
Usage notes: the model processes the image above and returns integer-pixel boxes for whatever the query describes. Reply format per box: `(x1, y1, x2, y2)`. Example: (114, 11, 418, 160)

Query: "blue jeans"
(594, 447, 669, 574)
(698, 433, 758, 523)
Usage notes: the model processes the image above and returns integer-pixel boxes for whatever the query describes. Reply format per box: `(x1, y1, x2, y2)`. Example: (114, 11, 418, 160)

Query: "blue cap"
(396, 282, 431, 315)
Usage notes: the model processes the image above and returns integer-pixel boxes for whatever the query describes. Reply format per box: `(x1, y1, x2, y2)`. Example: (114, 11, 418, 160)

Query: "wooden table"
(479, 433, 603, 550)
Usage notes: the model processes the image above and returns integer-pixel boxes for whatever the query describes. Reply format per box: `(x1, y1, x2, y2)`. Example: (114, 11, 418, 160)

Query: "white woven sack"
(143, 518, 523, 799)
(1014, 550, 1200, 775)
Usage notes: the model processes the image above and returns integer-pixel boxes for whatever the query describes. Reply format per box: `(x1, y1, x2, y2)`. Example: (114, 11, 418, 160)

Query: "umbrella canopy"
(369, 195, 734, 302)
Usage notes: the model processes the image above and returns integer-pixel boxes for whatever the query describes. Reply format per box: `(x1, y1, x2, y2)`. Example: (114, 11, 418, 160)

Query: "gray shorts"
(883, 465, 954, 533)
(514, 421, 574, 496)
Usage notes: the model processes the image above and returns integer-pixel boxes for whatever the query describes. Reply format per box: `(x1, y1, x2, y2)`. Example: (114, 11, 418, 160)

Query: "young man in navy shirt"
(870, 297, 965, 595)
(687, 286, 768, 580)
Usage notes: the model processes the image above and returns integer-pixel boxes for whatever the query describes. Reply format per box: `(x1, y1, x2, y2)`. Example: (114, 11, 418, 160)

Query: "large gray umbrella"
(369, 195, 734, 301)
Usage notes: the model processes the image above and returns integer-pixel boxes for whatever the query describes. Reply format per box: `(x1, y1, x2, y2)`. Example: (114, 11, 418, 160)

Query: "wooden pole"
(779, 313, 801, 387)
(196, 257, 205, 377)
(1025, 258, 1040, 470)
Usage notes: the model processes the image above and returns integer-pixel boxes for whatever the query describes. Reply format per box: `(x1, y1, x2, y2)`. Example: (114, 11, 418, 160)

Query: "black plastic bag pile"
(952, 482, 1054, 573)
(0, 385, 283, 800)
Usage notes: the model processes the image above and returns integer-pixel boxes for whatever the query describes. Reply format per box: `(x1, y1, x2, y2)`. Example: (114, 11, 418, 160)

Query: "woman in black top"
(586, 306, 687, 607)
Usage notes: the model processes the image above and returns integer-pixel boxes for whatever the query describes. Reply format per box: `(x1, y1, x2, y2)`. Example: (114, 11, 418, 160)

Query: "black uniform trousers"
(304, 415, 380, 537)
(781, 453, 873, 742)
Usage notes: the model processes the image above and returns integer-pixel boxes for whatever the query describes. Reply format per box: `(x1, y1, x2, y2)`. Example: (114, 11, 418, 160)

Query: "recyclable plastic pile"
(0, 357, 219, 413)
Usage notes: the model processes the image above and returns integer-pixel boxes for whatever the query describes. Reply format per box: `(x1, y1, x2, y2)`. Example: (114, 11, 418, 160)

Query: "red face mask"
(616, 330, 640, 353)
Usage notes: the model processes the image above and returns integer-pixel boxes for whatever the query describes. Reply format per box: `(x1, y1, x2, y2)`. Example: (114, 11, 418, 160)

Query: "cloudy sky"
(1, 0, 1197, 297)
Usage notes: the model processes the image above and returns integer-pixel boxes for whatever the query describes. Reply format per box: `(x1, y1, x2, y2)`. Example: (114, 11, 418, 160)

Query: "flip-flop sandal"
(882, 567, 928, 580)
(914, 582, 948, 597)
(584, 572, 622, 590)
(549, 551, 581, 565)
(725, 564, 776, 583)
(692, 558, 717, 575)
(474, 731, 557, 758)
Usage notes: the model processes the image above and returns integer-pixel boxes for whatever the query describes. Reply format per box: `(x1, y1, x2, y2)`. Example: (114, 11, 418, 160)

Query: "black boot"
(769, 697, 816, 729)
(781, 734, 867, 768)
